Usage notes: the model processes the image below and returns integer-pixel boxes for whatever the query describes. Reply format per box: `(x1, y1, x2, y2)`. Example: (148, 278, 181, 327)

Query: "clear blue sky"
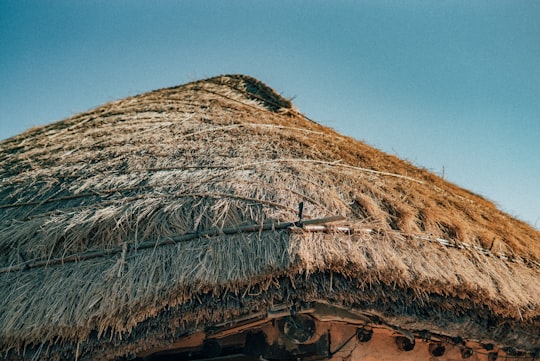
(1, 1, 539, 228)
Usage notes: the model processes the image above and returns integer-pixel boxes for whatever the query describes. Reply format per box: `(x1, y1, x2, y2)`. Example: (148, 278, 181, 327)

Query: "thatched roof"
(1, 74, 539, 360)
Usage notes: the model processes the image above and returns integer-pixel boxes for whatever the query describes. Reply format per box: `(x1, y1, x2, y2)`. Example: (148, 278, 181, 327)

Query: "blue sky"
(1, 1, 539, 228)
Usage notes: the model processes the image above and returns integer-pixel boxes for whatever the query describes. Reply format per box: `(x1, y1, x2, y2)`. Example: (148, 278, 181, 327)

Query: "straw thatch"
(1, 74, 539, 360)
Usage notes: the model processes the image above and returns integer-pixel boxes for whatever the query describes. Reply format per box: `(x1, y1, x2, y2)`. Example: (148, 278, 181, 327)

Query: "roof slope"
(1, 74, 539, 359)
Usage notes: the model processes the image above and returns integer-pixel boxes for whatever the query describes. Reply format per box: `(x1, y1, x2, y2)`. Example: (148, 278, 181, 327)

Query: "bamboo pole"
(0, 215, 345, 273)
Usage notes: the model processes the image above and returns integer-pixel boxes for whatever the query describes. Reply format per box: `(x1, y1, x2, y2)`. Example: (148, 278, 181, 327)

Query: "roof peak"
(199, 74, 293, 112)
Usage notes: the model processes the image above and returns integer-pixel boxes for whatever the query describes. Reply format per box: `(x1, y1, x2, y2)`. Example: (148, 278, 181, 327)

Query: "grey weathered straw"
(1, 74, 538, 360)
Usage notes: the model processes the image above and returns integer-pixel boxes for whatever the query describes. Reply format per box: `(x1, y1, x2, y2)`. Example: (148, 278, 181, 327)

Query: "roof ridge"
(204, 74, 293, 112)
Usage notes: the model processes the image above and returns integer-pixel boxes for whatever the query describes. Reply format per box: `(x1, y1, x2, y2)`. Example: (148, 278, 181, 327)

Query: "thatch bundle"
(1, 74, 538, 360)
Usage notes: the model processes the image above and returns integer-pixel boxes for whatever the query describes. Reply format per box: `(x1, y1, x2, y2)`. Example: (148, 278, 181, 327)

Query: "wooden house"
(1, 75, 538, 360)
